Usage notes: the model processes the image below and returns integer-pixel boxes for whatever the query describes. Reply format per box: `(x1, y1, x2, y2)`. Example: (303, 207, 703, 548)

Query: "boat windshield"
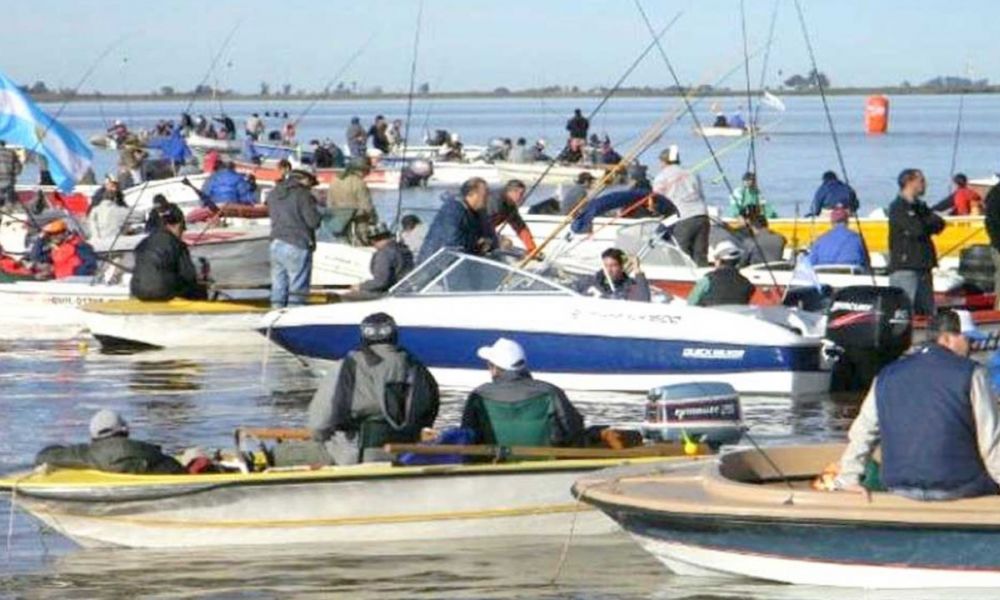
(615, 221, 697, 268)
(390, 250, 574, 296)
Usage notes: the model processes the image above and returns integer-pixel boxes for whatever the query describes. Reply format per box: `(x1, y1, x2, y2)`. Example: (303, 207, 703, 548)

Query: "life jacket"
(877, 344, 994, 494)
(698, 265, 754, 306)
(51, 236, 85, 279)
(0, 255, 32, 277)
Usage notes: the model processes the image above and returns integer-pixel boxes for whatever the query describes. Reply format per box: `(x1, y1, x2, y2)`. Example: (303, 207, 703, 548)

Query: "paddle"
(383, 443, 712, 460)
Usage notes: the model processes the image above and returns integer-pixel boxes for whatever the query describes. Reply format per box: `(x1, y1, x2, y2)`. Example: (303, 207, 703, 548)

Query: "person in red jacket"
(30, 219, 98, 279)
(952, 173, 983, 216)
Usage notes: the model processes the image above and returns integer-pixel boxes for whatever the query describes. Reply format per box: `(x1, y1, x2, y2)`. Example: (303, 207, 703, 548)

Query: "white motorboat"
(82, 298, 269, 349)
(186, 133, 240, 154)
(261, 250, 833, 395)
(0, 277, 128, 336)
(496, 162, 607, 186)
(694, 125, 747, 138)
(0, 454, 687, 549)
(426, 160, 501, 186)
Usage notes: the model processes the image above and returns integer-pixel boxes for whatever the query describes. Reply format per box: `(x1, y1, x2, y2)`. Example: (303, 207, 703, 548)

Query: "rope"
(393, 0, 425, 232)
(549, 483, 590, 584)
(793, 0, 877, 286)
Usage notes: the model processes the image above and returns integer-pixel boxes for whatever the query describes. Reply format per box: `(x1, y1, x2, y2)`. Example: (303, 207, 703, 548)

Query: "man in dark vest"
(835, 309, 1000, 500)
(687, 240, 754, 306)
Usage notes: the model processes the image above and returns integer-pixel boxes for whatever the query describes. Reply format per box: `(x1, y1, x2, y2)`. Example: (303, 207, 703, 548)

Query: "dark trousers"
(673, 215, 710, 266)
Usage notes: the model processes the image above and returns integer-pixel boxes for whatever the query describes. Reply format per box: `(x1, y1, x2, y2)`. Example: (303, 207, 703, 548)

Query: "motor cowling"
(825, 285, 912, 391)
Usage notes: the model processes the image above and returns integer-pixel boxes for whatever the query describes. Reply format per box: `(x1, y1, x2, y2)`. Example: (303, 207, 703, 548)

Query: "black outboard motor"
(825, 285, 912, 392)
(400, 159, 433, 188)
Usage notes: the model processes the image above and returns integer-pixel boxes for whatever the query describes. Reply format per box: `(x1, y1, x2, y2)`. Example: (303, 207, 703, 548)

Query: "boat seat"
(473, 394, 556, 448)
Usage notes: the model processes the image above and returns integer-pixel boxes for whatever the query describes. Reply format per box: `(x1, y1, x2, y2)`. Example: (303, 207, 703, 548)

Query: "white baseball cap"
(476, 338, 527, 371)
(955, 310, 989, 342)
(710, 240, 742, 262)
(89, 409, 128, 440)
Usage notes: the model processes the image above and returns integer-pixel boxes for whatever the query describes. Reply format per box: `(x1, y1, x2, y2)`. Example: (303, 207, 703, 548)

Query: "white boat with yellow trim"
(0, 278, 128, 336)
(81, 298, 269, 350)
(0, 455, 685, 549)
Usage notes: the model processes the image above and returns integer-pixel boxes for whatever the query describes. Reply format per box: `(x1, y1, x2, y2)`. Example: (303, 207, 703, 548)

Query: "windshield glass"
(391, 250, 572, 296)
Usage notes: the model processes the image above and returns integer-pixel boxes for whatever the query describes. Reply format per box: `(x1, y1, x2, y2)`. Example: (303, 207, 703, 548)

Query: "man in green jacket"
(34, 409, 184, 474)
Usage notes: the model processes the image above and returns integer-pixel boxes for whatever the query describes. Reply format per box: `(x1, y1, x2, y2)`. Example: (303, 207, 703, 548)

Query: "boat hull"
(0, 280, 128, 335)
(83, 301, 266, 349)
(5, 461, 655, 549)
(496, 162, 607, 185)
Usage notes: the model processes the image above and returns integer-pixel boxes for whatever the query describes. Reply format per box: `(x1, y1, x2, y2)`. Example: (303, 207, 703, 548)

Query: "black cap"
(360, 312, 397, 345)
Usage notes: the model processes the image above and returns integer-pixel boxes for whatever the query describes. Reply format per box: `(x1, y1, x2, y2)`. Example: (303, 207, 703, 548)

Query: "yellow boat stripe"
(32, 503, 594, 529)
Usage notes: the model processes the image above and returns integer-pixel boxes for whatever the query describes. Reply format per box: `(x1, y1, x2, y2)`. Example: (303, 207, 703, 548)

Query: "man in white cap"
(461, 338, 584, 447)
(687, 240, 754, 306)
(835, 309, 1000, 501)
(34, 409, 184, 474)
(652, 145, 709, 265)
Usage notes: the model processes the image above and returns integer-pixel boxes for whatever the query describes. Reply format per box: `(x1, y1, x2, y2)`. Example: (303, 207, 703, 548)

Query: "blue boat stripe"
(262, 325, 822, 374)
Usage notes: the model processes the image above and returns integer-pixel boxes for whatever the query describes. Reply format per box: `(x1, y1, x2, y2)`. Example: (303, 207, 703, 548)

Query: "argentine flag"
(0, 70, 93, 192)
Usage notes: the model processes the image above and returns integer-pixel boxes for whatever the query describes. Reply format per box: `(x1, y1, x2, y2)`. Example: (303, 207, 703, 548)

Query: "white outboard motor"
(640, 382, 744, 448)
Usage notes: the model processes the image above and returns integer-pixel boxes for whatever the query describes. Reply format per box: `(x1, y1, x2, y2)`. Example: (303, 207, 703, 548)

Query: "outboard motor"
(641, 382, 744, 448)
(426, 129, 449, 146)
(825, 285, 912, 392)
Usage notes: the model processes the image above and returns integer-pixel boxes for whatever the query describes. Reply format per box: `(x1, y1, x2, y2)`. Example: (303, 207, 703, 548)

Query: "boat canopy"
(391, 250, 577, 297)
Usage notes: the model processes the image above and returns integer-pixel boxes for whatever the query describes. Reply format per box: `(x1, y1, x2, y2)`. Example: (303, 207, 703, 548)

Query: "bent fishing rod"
(739, 0, 758, 178)
(636, 0, 780, 291)
(182, 21, 243, 117)
(393, 0, 426, 232)
(519, 9, 685, 205)
(526, 43, 773, 268)
(749, 0, 781, 174)
(292, 32, 378, 129)
(793, 0, 876, 287)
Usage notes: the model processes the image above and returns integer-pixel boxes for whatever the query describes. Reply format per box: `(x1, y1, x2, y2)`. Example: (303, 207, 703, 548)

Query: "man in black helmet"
(274, 313, 440, 466)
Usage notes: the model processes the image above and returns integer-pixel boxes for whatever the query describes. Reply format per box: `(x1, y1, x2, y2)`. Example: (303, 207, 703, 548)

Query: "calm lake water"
(2, 93, 996, 597)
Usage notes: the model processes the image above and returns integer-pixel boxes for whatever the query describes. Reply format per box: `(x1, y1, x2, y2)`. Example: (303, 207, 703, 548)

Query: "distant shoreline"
(30, 86, 1000, 104)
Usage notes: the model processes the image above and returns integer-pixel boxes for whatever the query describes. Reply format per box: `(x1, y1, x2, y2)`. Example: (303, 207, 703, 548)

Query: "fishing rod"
(121, 56, 134, 128)
(792, 0, 877, 286)
(24, 35, 128, 160)
(182, 21, 242, 117)
(635, 0, 780, 291)
(739, 0, 758, 178)
(749, 0, 781, 174)
(531, 44, 771, 267)
(948, 62, 972, 179)
(292, 32, 377, 129)
(520, 10, 685, 205)
(393, 0, 425, 231)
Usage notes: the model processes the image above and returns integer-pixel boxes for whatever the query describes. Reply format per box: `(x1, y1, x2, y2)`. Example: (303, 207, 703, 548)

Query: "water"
(2, 94, 989, 596)
(41, 92, 1000, 213)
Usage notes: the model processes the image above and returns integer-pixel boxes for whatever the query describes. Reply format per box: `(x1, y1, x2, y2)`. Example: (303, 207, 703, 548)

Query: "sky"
(2, 0, 992, 95)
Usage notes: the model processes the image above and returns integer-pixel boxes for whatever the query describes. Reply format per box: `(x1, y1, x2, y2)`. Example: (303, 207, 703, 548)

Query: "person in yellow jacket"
(327, 157, 378, 245)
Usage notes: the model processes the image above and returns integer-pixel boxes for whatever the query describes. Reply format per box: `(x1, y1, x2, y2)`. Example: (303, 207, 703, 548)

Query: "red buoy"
(865, 95, 889, 134)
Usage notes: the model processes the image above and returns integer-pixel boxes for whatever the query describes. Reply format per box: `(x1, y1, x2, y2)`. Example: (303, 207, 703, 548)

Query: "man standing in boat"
(566, 108, 590, 144)
(345, 116, 367, 158)
(268, 168, 322, 308)
(486, 179, 537, 254)
(418, 177, 497, 262)
(652, 145, 709, 266)
(0, 140, 22, 207)
(462, 337, 584, 447)
(835, 309, 1000, 500)
(327, 157, 377, 245)
(888, 168, 944, 316)
(274, 313, 439, 466)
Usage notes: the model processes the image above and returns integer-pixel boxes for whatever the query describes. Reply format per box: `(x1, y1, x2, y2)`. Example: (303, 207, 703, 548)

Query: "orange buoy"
(865, 95, 889, 134)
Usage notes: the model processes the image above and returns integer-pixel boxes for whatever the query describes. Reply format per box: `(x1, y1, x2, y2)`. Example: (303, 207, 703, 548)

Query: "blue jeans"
(270, 239, 312, 308)
(891, 473, 999, 501)
(888, 269, 934, 316)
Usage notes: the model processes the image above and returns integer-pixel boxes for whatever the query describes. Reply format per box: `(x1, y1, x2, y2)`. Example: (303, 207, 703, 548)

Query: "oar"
(384, 442, 712, 460)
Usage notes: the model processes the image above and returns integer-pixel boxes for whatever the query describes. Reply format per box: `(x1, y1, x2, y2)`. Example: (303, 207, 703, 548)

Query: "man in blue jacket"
(807, 205, 868, 268)
(417, 177, 496, 263)
(809, 171, 859, 216)
(201, 160, 255, 206)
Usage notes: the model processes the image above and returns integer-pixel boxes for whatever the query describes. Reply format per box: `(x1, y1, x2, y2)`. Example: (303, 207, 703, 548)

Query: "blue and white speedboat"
(260, 250, 832, 395)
